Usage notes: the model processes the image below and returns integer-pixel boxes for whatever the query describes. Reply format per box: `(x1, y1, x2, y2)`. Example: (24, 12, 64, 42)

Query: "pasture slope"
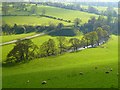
(2, 35, 118, 88)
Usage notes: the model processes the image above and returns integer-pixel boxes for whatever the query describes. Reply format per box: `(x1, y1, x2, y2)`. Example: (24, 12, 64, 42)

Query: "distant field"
(36, 5, 99, 22)
(2, 16, 70, 26)
(2, 35, 118, 88)
(2, 5, 99, 26)
(81, 5, 118, 13)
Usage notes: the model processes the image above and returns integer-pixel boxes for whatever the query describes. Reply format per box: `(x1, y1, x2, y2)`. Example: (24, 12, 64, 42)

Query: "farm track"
(0, 31, 54, 46)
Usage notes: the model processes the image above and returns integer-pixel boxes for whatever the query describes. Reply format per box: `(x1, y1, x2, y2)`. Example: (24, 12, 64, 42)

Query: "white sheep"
(27, 80, 30, 83)
(79, 72, 83, 75)
(42, 81, 47, 84)
(110, 68, 113, 71)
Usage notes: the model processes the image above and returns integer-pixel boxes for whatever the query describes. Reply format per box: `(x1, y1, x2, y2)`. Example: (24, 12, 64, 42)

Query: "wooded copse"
(5, 26, 109, 64)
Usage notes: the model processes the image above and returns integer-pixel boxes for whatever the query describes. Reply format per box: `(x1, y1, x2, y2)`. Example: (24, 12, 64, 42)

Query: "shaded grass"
(2, 44, 15, 62)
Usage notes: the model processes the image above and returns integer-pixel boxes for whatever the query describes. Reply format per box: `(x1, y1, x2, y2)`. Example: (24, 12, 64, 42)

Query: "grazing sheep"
(105, 71, 109, 74)
(42, 81, 47, 84)
(110, 68, 113, 71)
(27, 80, 30, 83)
(79, 72, 83, 75)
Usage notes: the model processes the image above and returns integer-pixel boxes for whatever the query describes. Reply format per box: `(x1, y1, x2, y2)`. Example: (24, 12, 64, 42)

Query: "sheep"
(110, 68, 113, 71)
(79, 72, 83, 75)
(26, 80, 30, 83)
(42, 81, 47, 84)
(105, 71, 109, 74)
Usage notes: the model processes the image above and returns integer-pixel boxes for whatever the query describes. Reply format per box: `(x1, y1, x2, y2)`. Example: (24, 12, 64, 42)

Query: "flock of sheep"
(26, 66, 119, 85)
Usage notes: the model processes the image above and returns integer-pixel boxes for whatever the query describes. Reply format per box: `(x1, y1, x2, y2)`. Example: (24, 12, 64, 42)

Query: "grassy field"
(2, 35, 118, 88)
(36, 5, 99, 22)
(2, 5, 99, 26)
(0, 32, 36, 43)
(2, 15, 70, 26)
(1, 3, 118, 88)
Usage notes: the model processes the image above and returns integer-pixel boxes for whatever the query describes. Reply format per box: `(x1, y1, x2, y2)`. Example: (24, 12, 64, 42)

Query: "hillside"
(1, 2, 118, 88)
(2, 35, 118, 88)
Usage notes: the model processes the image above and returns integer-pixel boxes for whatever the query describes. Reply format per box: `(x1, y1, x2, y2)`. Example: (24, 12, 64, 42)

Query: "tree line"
(2, 22, 64, 35)
(79, 16, 118, 35)
(5, 27, 109, 64)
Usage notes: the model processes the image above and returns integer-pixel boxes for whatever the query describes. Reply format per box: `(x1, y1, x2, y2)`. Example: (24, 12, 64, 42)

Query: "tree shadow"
(2, 60, 30, 68)
(48, 28, 77, 36)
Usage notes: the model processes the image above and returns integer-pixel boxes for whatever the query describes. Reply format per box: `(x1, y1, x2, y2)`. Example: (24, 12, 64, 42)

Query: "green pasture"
(2, 16, 70, 26)
(36, 5, 99, 22)
(2, 35, 118, 88)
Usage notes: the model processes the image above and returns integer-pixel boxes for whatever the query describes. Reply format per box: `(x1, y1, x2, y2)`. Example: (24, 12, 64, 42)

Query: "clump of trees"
(80, 15, 118, 35)
(57, 37, 68, 54)
(30, 5, 37, 14)
(74, 18, 82, 28)
(69, 38, 80, 51)
(39, 39, 57, 57)
(6, 39, 38, 63)
(2, 24, 36, 35)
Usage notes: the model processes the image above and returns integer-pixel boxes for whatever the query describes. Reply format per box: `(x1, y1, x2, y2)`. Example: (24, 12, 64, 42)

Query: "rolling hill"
(2, 35, 118, 88)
